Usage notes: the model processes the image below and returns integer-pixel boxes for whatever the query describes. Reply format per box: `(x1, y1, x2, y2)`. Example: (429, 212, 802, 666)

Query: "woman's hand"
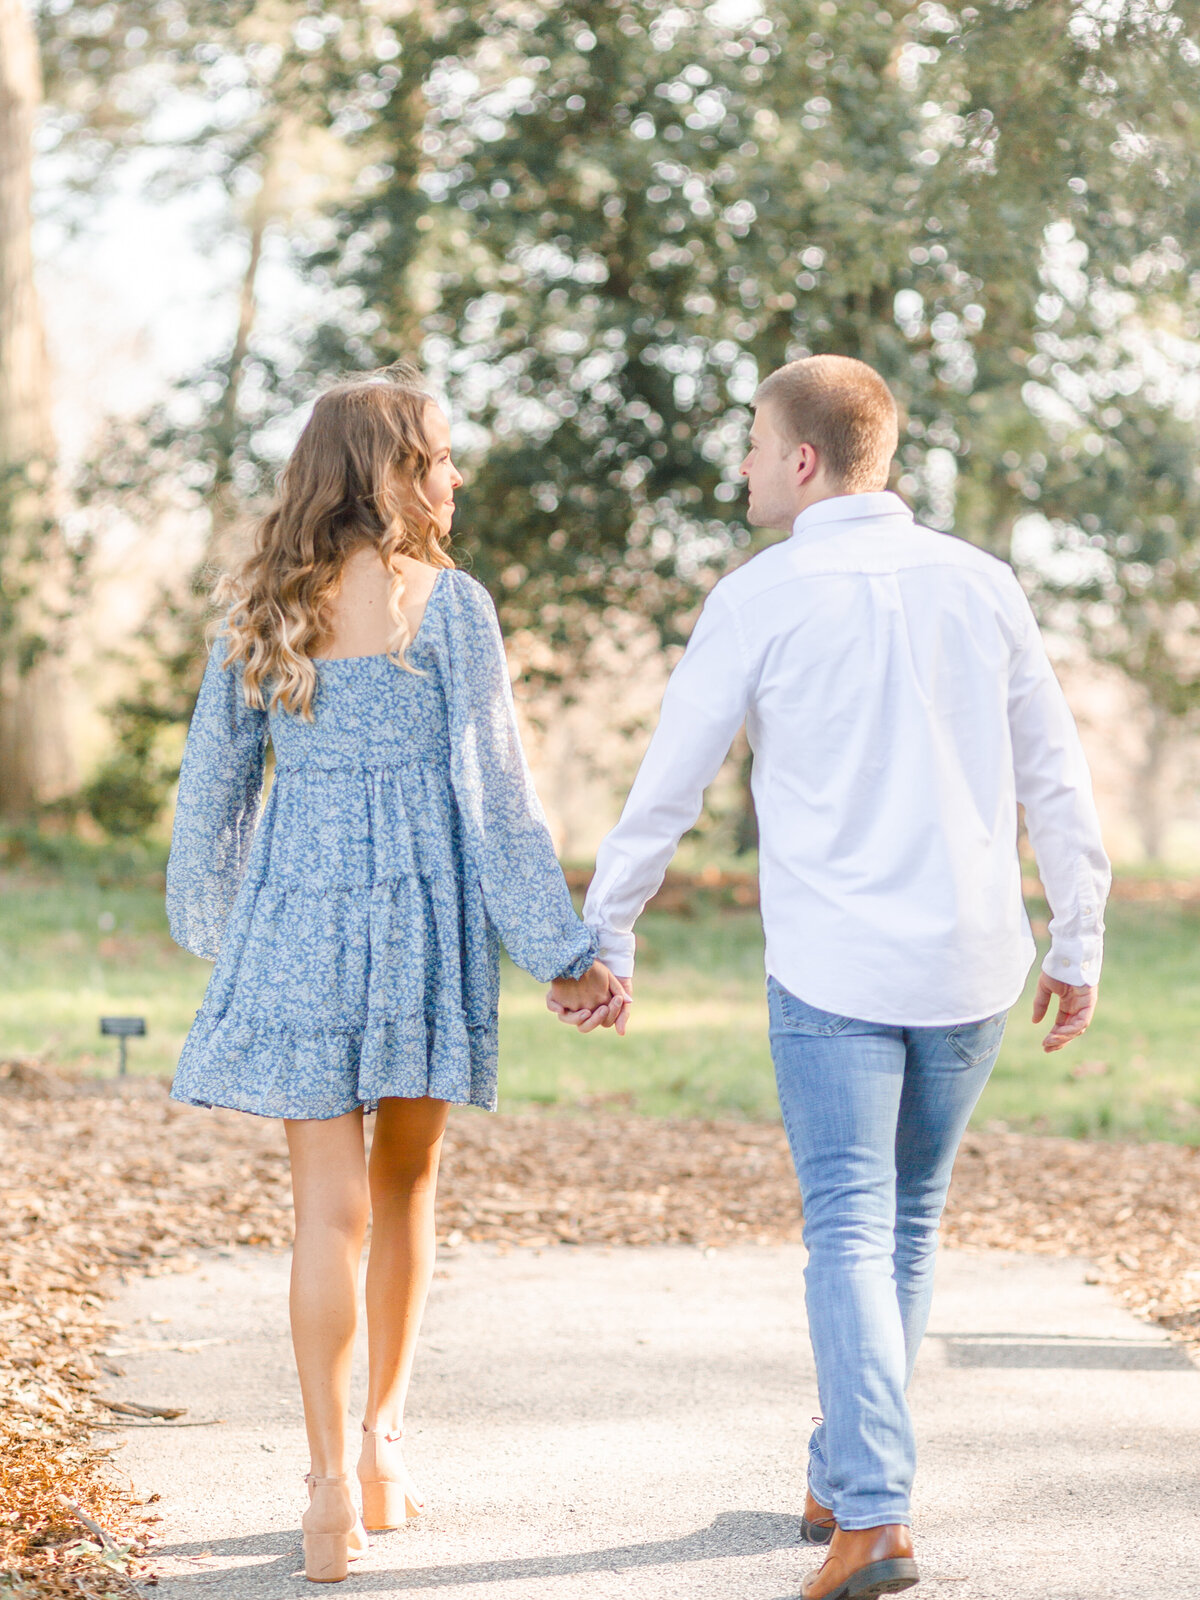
(547, 964, 632, 1034)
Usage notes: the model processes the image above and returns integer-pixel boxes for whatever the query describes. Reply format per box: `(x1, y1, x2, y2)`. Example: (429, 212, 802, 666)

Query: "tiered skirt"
(172, 759, 500, 1119)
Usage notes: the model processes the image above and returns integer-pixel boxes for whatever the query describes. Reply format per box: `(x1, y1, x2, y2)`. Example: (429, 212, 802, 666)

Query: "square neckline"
(309, 566, 447, 665)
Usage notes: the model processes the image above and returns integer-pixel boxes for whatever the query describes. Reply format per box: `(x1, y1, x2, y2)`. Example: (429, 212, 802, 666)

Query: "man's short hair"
(753, 355, 899, 492)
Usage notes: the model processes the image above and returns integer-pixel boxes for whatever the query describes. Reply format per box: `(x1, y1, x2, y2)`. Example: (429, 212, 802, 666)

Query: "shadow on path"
(929, 1332, 1196, 1370)
(147, 1509, 806, 1594)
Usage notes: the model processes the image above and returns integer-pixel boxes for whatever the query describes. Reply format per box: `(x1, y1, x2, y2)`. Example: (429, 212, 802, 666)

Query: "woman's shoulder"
(204, 608, 244, 658)
(437, 567, 500, 628)
(440, 566, 493, 603)
(202, 624, 236, 674)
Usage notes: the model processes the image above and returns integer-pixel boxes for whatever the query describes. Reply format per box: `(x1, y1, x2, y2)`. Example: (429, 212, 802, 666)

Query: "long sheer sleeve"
(432, 571, 596, 982)
(166, 640, 269, 960)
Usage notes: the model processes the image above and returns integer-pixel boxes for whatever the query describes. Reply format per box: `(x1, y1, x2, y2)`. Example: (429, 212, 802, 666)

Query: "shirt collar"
(790, 491, 914, 541)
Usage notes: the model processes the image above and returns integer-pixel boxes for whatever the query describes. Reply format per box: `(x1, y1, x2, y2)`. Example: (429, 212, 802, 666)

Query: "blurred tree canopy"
(304, 0, 1200, 659)
(32, 0, 386, 825)
(22, 0, 1200, 842)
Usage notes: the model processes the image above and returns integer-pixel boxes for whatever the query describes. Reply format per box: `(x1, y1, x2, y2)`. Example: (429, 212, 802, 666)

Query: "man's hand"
(1032, 973, 1097, 1053)
(547, 967, 632, 1035)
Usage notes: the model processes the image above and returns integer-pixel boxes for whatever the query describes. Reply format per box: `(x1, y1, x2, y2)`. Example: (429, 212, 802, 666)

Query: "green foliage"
(953, 0, 1200, 757)
(310, 0, 1200, 651)
(0, 823, 166, 885)
(81, 754, 166, 839)
(35, 0, 436, 771)
(77, 578, 217, 839)
(29, 0, 1200, 801)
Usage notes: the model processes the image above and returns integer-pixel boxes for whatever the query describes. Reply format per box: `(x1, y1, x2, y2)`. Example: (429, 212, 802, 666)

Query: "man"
(549, 355, 1110, 1599)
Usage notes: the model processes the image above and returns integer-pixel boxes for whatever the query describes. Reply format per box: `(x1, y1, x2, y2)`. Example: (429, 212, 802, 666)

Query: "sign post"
(99, 1016, 146, 1076)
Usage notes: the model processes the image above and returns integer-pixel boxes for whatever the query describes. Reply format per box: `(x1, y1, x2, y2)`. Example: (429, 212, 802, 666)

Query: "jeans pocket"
(946, 1010, 1008, 1066)
(769, 981, 853, 1037)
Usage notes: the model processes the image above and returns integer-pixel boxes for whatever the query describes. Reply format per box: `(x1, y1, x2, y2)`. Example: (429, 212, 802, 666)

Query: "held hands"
(550, 967, 1096, 1050)
(546, 964, 633, 1036)
(1032, 973, 1098, 1053)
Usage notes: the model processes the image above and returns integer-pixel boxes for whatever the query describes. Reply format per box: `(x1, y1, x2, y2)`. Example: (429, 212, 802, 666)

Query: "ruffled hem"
(171, 1010, 499, 1120)
(168, 1086, 493, 1121)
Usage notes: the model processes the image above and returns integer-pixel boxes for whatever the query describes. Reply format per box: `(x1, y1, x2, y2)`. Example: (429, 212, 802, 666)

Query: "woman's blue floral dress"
(166, 568, 596, 1119)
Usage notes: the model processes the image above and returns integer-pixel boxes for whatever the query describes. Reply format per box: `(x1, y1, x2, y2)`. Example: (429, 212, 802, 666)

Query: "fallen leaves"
(1, 1058, 1199, 1596)
(0, 1061, 290, 1597)
(943, 1131, 1200, 1344)
(440, 1109, 802, 1249)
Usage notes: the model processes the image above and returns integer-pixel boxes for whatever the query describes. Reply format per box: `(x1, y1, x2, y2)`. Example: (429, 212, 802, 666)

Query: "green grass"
(500, 907, 774, 1117)
(3, 867, 1200, 1142)
(0, 873, 203, 1080)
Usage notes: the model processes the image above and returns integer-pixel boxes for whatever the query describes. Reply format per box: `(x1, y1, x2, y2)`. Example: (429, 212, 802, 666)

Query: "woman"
(166, 365, 626, 1581)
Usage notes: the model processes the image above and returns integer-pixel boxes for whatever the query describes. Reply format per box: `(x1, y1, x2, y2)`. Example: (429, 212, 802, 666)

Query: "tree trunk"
(0, 0, 75, 816)
(1136, 700, 1171, 863)
(204, 148, 275, 570)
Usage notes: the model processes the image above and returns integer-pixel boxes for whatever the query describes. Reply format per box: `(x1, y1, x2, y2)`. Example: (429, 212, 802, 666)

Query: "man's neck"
(791, 480, 855, 520)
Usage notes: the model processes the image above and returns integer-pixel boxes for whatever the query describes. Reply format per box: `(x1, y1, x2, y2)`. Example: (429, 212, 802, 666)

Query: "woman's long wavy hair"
(216, 364, 455, 720)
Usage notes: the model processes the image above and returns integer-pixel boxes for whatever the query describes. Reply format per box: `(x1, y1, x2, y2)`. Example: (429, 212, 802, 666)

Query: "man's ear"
(795, 442, 820, 487)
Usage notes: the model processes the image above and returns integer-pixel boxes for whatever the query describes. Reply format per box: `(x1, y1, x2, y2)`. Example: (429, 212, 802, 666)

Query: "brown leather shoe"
(801, 1523, 918, 1600)
(800, 1487, 836, 1544)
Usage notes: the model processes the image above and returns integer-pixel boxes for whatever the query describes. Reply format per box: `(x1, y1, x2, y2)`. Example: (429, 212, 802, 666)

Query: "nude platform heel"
(302, 1474, 359, 1583)
(357, 1424, 424, 1530)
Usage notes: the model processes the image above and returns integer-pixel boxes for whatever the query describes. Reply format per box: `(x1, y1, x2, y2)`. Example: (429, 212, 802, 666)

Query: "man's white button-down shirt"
(583, 491, 1110, 1027)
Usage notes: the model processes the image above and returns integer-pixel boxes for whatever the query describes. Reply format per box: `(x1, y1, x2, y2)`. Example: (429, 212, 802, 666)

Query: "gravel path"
(102, 1243, 1200, 1600)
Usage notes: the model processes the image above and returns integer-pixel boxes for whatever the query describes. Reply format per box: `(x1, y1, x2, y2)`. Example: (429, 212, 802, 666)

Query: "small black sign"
(100, 1017, 146, 1037)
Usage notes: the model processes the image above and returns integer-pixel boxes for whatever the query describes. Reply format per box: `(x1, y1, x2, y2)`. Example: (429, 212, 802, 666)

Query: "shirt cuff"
(591, 924, 635, 979)
(1042, 941, 1102, 988)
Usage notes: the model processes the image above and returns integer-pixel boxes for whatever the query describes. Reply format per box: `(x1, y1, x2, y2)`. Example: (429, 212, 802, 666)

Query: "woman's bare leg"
(284, 1110, 370, 1478)
(363, 1096, 449, 1432)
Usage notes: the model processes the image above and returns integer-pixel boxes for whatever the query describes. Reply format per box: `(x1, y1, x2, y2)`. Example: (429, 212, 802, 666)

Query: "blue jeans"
(768, 977, 1006, 1530)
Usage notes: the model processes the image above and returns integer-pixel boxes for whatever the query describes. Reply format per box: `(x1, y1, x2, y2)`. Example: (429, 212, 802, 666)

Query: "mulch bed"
(2, 1061, 1198, 1594)
(564, 866, 1200, 915)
